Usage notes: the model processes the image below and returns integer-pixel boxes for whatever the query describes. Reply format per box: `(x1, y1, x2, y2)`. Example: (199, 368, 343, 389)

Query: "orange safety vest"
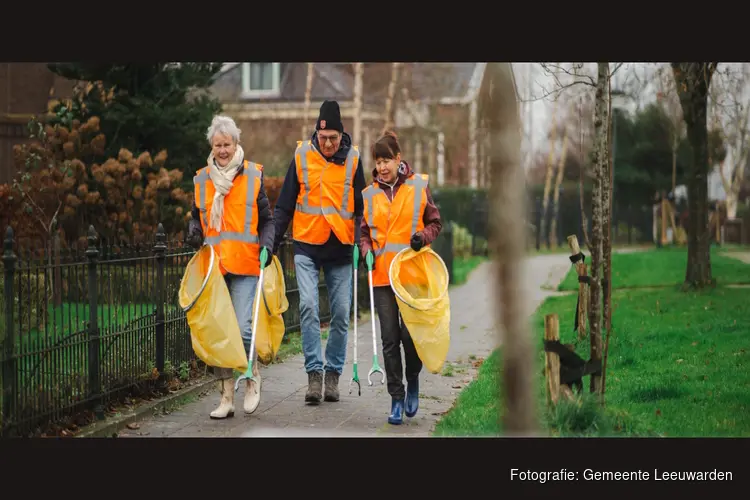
(194, 160, 263, 276)
(292, 140, 359, 245)
(362, 173, 430, 287)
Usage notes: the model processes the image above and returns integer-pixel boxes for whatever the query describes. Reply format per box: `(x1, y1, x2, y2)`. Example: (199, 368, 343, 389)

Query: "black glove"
(261, 247, 273, 268)
(410, 232, 424, 252)
(187, 220, 203, 249)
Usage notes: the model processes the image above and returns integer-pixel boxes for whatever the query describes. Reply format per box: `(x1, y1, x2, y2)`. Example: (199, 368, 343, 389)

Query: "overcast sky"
(510, 62, 664, 168)
(509, 62, 750, 199)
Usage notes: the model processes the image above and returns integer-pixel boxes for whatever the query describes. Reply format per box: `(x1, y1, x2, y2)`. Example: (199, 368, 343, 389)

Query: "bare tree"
(671, 62, 719, 289)
(482, 62, 538, 435)
(711, 64, 750, 221)
(576, 94, 595, 248)
(655, 64, 686, 193)
(538, 102, 559, 247)
(382, 62, 401, 134)
(352, 62, 364, 147)
(549, 124, 570, 247)
(600, 69, 614, 399)
(587, 63, 610, 395)
(301, 63, 315, 140)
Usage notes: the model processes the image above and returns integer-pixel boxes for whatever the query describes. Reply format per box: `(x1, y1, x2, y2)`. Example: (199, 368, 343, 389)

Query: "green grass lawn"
(3, 302, 181, 351)
(434, 285, 750, 437)
(452, 255, 486, 287)
(558, 246, 750, 291)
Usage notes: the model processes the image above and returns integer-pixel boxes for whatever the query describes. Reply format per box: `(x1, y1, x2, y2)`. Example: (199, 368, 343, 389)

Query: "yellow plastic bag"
(254, 255, 289, 365)
(178, 245, 248, 371)
(388, 247, 450, 373)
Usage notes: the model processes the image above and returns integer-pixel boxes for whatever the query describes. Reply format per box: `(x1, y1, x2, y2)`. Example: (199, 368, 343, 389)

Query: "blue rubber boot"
(388, 398, 404, 425)
(405, 378, 419, 418)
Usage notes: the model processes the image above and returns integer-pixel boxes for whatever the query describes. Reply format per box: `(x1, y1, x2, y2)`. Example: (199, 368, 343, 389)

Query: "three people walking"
(190, 102, 442, 426)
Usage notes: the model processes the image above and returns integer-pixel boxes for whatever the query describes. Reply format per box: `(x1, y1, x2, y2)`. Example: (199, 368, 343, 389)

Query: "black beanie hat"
(316, 100, 343, 133)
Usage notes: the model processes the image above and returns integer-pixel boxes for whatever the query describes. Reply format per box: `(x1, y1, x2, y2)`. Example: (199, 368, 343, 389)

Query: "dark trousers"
(373, 285, 422, 400)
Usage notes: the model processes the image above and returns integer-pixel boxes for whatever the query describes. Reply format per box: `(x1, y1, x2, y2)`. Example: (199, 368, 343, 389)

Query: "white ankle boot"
(243, 361, 262, 414)
(210, 378, 235, 419)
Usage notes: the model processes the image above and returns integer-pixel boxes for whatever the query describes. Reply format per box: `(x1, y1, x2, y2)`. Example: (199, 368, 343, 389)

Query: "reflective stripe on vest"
(363, 174, 429, 258)
(194, 164, 262, 246)
(295, 140, 358, 220)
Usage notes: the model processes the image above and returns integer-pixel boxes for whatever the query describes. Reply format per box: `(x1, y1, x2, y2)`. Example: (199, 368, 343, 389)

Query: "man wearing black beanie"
(273, 99, 366, 404)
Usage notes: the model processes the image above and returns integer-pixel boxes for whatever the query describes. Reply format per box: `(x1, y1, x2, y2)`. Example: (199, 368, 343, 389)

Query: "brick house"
(0, 63, 75, 183)
(208, 62, 490, 187)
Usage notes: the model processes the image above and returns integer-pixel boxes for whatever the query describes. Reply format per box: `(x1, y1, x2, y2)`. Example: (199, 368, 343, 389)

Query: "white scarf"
(207, 144, 244, 231)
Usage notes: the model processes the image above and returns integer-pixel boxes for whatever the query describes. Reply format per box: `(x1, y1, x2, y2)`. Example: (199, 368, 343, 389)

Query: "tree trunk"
(601, 68, 614, 400)
(382, 62, 401, 134)
(588, 62, 609, 396)
(483, 62, 537, 435)
(352, 63, 364, 147)
(578, 96, 591, 248)
(671, 63, 718, 289)
(301, 63, 314, 140)
(726, 193, 739, 220)
(720, 160, 746, 221)
(539, 105, 558, 248)
(549, 134, 569, 248)
(672, 137, 678, 192)
(469, 98, 479, 188)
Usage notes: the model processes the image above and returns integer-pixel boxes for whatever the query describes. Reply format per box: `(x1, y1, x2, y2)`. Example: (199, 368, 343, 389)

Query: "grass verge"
(452, 255, 486, 287)
(433, 285, 750, 437)
(557, 246, 750, 291)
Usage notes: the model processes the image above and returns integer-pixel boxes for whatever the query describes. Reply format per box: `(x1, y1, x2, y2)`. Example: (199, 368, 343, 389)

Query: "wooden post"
(544, 313, 561, 406)
(566, 234, 588, 340)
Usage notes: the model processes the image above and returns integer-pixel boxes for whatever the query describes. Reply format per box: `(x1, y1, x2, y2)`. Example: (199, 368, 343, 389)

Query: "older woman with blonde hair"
(187, 115, 275, 419)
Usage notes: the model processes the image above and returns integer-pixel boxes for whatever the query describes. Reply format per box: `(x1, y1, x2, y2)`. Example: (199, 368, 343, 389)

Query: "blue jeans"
(294, 254, 352, 375)
(225, 273, 259, 357)
(212, 273, 258, 379)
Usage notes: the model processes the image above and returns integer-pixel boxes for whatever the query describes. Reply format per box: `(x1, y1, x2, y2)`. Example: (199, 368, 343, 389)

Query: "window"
(241, 63, 281, 98)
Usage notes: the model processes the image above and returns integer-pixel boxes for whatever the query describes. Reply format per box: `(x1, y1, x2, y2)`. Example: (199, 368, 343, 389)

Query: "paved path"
(723, 251, 750, 265)
(119, 254, 571, 438)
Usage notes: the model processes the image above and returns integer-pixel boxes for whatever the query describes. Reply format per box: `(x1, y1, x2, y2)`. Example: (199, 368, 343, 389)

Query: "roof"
(211, 63, 354, 103)
(211, 63, 486, 105)
(407, 63, 484, 102)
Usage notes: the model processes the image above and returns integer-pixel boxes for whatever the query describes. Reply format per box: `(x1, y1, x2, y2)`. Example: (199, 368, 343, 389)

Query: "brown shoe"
(305, 371, 323, 404)
(324, 371, 340, 402)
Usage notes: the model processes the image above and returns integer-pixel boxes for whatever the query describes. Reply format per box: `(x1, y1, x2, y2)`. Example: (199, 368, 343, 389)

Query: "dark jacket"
(359, 160, 442, 256)
(272, 130, 366, 266)
(187, 158, 275, 252)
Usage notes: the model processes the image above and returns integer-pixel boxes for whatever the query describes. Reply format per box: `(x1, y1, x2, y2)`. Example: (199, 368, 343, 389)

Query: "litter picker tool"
(234, 246, 268, 393)
(365, 250, 385, 386)
(349, 246, 361, 396)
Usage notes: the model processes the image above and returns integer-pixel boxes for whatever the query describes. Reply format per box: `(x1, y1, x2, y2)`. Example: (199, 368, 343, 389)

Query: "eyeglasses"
(318, 134, 340, 145)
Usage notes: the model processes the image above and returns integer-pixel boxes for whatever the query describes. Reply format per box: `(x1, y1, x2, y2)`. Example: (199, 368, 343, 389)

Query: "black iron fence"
(0, 224, 197, 437)
(0, 224, 341, 437)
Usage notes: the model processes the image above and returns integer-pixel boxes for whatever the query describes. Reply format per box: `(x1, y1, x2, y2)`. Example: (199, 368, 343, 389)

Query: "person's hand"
(187, 223, 203, 249)
(410, 232, 424, 252)
(261, 247, 273, 268)
(365, 250, 376, 271)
